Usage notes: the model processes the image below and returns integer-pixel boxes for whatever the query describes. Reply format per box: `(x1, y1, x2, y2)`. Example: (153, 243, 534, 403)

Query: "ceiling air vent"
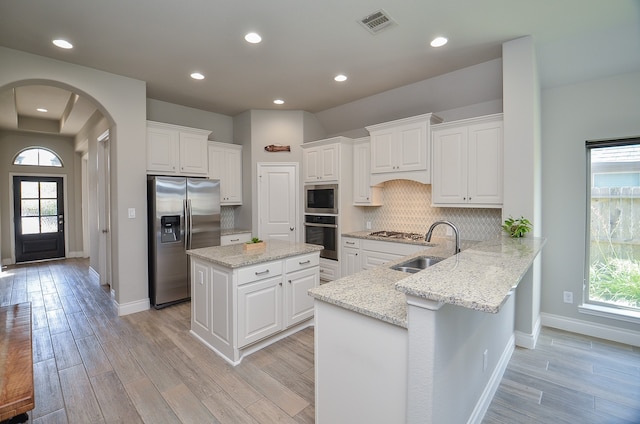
(359, 9, 396, 34)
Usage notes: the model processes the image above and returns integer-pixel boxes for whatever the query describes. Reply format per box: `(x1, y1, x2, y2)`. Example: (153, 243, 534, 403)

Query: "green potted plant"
(502, 216, 532, 238)
(243, 236, 265, 251)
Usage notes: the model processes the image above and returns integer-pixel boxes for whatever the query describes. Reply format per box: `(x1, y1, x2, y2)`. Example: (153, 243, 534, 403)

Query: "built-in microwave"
(304, 184, 338, 214)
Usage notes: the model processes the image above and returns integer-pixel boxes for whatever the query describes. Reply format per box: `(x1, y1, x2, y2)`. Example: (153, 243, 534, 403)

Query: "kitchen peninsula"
(186, 239, 323, 365)
(309, 234, 545, 424)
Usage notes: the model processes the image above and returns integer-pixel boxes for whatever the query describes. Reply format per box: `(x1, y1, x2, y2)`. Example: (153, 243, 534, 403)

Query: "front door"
(13, 176, 65, 262)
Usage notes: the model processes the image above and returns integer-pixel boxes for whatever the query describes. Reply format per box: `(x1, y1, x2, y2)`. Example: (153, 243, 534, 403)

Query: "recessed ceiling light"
(273, 99, 284, 105)
(36, 108, 48, 113)
(52, 39, 73, 49)
(190, 72, 205, 80)
(245, 32, 262, 44)
(334, 74, 348, 82)
(430, 37, 448, 48)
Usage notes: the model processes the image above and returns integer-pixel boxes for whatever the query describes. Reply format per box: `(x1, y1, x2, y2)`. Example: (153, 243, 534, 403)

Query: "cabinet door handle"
(255, 269, 270, 276)
(288, 280, 292, 284)
(279, 281, 283, 286)
(299, 260, 311, 265)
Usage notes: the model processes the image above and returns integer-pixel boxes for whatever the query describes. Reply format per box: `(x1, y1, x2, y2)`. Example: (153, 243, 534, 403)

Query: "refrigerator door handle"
(186, 198, 193, 250)
(184, 198, 190, 249)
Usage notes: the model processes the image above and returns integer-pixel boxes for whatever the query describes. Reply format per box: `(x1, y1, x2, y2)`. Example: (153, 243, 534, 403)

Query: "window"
(13, 147, 63, 167)
(585, 137, 640, 315)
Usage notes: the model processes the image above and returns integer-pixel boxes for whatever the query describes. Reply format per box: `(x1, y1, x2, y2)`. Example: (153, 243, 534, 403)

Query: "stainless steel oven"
(304, 184, 338, 214)
(304, 215, 338, 260)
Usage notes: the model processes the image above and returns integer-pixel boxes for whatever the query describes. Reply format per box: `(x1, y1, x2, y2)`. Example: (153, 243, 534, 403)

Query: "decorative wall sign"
(264, 145, 291, 152)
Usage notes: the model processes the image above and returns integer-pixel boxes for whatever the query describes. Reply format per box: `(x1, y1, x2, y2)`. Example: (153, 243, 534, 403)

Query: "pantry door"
(13, 175, 65, 262)
(257, 163, 298, 242)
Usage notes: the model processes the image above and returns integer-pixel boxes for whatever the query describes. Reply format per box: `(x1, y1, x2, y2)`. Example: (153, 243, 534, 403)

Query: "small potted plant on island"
(502, 216, 532, 238)
(243, 237, 266, 251)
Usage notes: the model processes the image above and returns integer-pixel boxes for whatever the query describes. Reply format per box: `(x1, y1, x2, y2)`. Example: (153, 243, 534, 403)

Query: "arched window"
(13, 147, 63, 167)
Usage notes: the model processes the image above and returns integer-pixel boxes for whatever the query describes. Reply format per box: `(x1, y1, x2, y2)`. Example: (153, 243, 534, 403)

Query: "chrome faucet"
(425, 221, 460, 254)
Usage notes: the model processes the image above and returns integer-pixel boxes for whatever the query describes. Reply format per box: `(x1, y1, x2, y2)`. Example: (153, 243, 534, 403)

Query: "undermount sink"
(390, 256, 445, 273)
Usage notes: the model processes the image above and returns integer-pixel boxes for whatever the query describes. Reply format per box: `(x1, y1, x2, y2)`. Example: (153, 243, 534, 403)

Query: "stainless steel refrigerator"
(147, 176, 221, 308)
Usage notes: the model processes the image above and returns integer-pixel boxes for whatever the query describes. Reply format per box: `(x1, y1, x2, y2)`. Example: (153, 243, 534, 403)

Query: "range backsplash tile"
(362, 180, 502, 241)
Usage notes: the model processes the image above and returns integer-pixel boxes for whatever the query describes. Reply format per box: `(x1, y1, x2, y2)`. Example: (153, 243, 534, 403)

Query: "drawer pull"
(298, 260, 311, 265)
(254, 269, 270, 276)
(230, 238, 240, 242)
(346, 241, 355, 245)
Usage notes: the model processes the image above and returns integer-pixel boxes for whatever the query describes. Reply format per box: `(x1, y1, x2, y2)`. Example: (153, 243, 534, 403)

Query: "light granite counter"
(187, 239, 323, 268)
(308, 234, 545, 328)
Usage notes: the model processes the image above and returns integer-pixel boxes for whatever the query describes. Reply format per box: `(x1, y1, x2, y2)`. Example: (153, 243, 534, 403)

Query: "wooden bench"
(0, 303, 34, 423)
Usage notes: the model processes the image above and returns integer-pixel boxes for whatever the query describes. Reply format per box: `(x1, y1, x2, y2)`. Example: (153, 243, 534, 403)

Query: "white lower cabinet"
(190, 251, 319, 365)
(237, 274, 283, 347)
(319, 258, 340, 282)
(285, 267, 318, 326)
(341, 237, 427, 277)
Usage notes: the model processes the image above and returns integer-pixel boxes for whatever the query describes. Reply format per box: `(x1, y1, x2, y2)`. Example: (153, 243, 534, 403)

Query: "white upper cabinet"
(303, 141, 340, 183)
(431, 114, 503, 208)
(366, 113, 442, 185)
(146, 121, 210, 176)
(352, 137, 382, 206)
(208, 142, 243, 205)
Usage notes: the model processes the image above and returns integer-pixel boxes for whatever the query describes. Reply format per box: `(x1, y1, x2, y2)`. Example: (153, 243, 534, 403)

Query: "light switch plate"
(128, 208, 136, 219)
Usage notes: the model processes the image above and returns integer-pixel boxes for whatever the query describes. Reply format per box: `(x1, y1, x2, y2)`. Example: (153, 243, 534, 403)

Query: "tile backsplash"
(221, 206, 235, 230)
(362, 180, 502, 241)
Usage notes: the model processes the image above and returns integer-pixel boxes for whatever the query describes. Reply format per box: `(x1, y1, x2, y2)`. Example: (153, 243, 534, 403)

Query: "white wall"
(502, 36, 543, 348)
(316, 58, 503, 136)
(541, 70, 640, 334)
(0, 46, 149, 314)
(146, 98, 234, 143)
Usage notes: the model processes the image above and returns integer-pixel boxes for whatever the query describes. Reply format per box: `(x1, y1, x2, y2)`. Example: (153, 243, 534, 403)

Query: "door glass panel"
(21, 199, 40, 216)
(40, 199, 57, 215)
(41, 216, 58, 233)
(21, 217, 40, 234)
(40, 181, 57, 198)
(21, 181, 39, 198)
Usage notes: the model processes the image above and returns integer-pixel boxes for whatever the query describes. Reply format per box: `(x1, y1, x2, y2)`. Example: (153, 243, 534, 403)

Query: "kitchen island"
(187, 239, 323, 365)
(309, 234, 545, 424)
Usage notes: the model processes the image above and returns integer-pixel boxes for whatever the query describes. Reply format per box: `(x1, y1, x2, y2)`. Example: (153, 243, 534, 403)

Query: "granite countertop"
(308, 234, 545, 328)
(187, 239, 323, 269)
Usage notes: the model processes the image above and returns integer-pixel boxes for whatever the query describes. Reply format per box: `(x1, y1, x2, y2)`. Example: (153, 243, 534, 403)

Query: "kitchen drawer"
(237, 261, 283, 285)
(221, 232, 252, 246)
(361, 250, 404, 270)
(285, 253, 319, 273)
(342, 237, 361, 249)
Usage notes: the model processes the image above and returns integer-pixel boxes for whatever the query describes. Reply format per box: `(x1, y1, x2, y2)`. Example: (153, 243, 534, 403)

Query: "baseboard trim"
(467, 334, 515, 424)
(514, 315, 542, 349)
(115, 298, 150, 316)
(541, 312, 640, 347)
(67, 251, 85, 258)
(89, 266, 99, 279)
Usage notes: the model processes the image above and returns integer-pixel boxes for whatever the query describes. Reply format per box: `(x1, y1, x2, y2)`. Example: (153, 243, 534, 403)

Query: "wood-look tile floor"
(1, 258, 639, 423)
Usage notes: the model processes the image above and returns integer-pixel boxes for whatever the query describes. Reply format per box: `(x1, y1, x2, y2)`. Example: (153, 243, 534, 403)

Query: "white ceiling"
(0, 0, 638, 136)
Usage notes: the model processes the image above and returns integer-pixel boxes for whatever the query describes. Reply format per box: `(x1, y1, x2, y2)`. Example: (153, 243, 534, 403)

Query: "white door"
(97, 131, 112, 287)
(257, 163, 298, 242)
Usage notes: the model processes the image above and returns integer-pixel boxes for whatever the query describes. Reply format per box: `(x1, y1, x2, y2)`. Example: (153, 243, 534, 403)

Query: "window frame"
(583, 136, 640, 322)
(12, 147, 64, 167)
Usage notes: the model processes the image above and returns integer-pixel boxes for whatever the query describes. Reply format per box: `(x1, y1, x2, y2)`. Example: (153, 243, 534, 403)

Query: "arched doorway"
(1, 48, 150, 316)
(0, 81, 113, 289)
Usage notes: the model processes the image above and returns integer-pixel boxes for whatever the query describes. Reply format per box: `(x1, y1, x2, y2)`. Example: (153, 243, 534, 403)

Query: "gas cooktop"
(368, 231, 425, 241)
